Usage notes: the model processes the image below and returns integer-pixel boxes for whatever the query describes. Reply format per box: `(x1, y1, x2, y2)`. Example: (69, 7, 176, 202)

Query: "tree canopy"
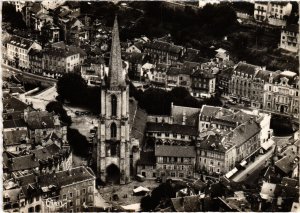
(131, 85, 223, 115)
(56, 73, 101, 114)
(67, 128, 90, 157)
(46, 101, 72, 126)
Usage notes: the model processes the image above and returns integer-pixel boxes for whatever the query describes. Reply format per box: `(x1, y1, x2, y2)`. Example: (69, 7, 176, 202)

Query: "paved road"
(232, 145, 275, 182)
(2, 64, 57, 84)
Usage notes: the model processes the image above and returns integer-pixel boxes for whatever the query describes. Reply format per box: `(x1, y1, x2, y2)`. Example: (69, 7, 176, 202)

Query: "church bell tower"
(97, 16, 130, 184)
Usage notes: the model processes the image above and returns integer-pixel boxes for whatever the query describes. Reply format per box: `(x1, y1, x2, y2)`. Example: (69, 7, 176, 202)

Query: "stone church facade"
(96, 17, 136, 184)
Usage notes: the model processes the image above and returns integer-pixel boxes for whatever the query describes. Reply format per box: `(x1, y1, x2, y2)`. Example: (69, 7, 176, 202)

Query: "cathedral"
(95, 16, 147, 184)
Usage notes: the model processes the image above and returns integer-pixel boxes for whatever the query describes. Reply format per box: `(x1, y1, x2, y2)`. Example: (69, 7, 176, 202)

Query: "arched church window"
(111, 95, 117, 116)
(111, 123, 117, 138)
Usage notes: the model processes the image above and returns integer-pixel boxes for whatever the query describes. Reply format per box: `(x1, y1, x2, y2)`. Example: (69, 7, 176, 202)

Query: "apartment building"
(6, 35, 42, 69)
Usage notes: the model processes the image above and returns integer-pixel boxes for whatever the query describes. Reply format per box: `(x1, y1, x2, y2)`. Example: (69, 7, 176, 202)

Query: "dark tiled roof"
(68, 45, 87, 57)
(3, 129, 28, 146)
(3, 93, 28, 112)
(283, 24, 299, 33)
(17, 173, 37, 186)
(26, 111, 55, 130)
(255, 70, 272, 81)
(155, 145, 196, 157)
(275, 149, 298, 174)
(39, 166, 95, 187)
(200, 105, 223, 118)
(3, 119, 27, 129)
(138, 151, 156, 165)
(43, 47, 79, 58)
(228, 120, 261, 147)
(144, 41, 183, 54)
(171, 105, 200, 126)
(171, 195, 201, 212)
(274, 184, 299, 199)
(281, 177, 298, 188)
(31, 143, 61, 161)
(122, 52, 146, 64)
(167, 66, 193, 76)
(8, 144, 66, 172)
(30, 2, 43, 13)
(191, 70, 215, 79)
(9, 155, 40, 171)
(199, 133, 227, 153)
(218, 67, 234, 79)
(234, 62, 259, 76)
(131, 107, 148, 142)
(8, 35, 35, 50)
(147, 122, 198, 136)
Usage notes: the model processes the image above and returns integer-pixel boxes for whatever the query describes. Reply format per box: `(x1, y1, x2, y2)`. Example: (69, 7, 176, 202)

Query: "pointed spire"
(108, 15, 125, 89)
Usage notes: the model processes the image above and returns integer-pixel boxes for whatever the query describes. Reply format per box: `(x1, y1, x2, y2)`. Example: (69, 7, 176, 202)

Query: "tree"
(2, 2, 26, 29)
(67, 128, 90, 157)
(46, 101, 72, 126)
(57, 73, 88, 104)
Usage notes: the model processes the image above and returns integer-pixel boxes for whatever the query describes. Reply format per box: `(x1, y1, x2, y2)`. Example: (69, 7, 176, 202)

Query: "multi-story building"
(280, 24, 299, 53)
(40, 166, 95, 212)
(196, 108, 261, 175)
(24, 110, 67, 144)
(3, 166, 94, 213)
(6, 35, 42, 69)
(190, 69, 216, 98)
(251, 69, 273, 108)
(144, 40, 185, 65)
(229, 62, 261, 106)
(217, 67, 234, 97)
(42, 47, 80, 73)
(254, 1, 292, 27)
(146, 122, 198, 145)
(41, 22, 61, 43)
(3, 126, 29, 154)
(166, 66, 192, 90)
(28, 49, 43, 74)
(263, 70, 299, 116)
(155, 145, 196, 179)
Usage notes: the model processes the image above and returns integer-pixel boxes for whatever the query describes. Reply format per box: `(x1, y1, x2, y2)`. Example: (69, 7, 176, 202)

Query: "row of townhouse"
(138, 104, 271, 180)
(220, 61, 299, 117)
(254, 1, 292, 27)
(6, 35, 84, 73)
(3, 166, 96, 213)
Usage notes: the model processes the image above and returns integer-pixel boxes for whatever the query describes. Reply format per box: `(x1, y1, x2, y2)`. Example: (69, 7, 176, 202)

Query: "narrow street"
(232, 145, 275, 182)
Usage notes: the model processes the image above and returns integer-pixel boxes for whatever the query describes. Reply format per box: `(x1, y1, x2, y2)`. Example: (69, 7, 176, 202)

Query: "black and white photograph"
(1, 0, 299, 212)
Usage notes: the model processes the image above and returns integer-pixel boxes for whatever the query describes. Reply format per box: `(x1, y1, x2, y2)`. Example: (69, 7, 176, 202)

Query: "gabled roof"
(144, 40, 183, 54)
(255, 69, 272, 81)
(39, 166, 95, 188)
(131, 107, 147, 143)
(3, 129, 28, 146)
(3, 119, 27, 129)
(171, 105, 200, 126)
(3, 93, 28, 112)
(171, 195, 201, 212)
(234, 62, 260, 77)
(26, 111, 55, 130)
(155, 145, 196, 157)
(147, 122, 198, 136)
(275, 149, 298, 174)
(7, 35, 36, 50)
(191, 69, 215, 79)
